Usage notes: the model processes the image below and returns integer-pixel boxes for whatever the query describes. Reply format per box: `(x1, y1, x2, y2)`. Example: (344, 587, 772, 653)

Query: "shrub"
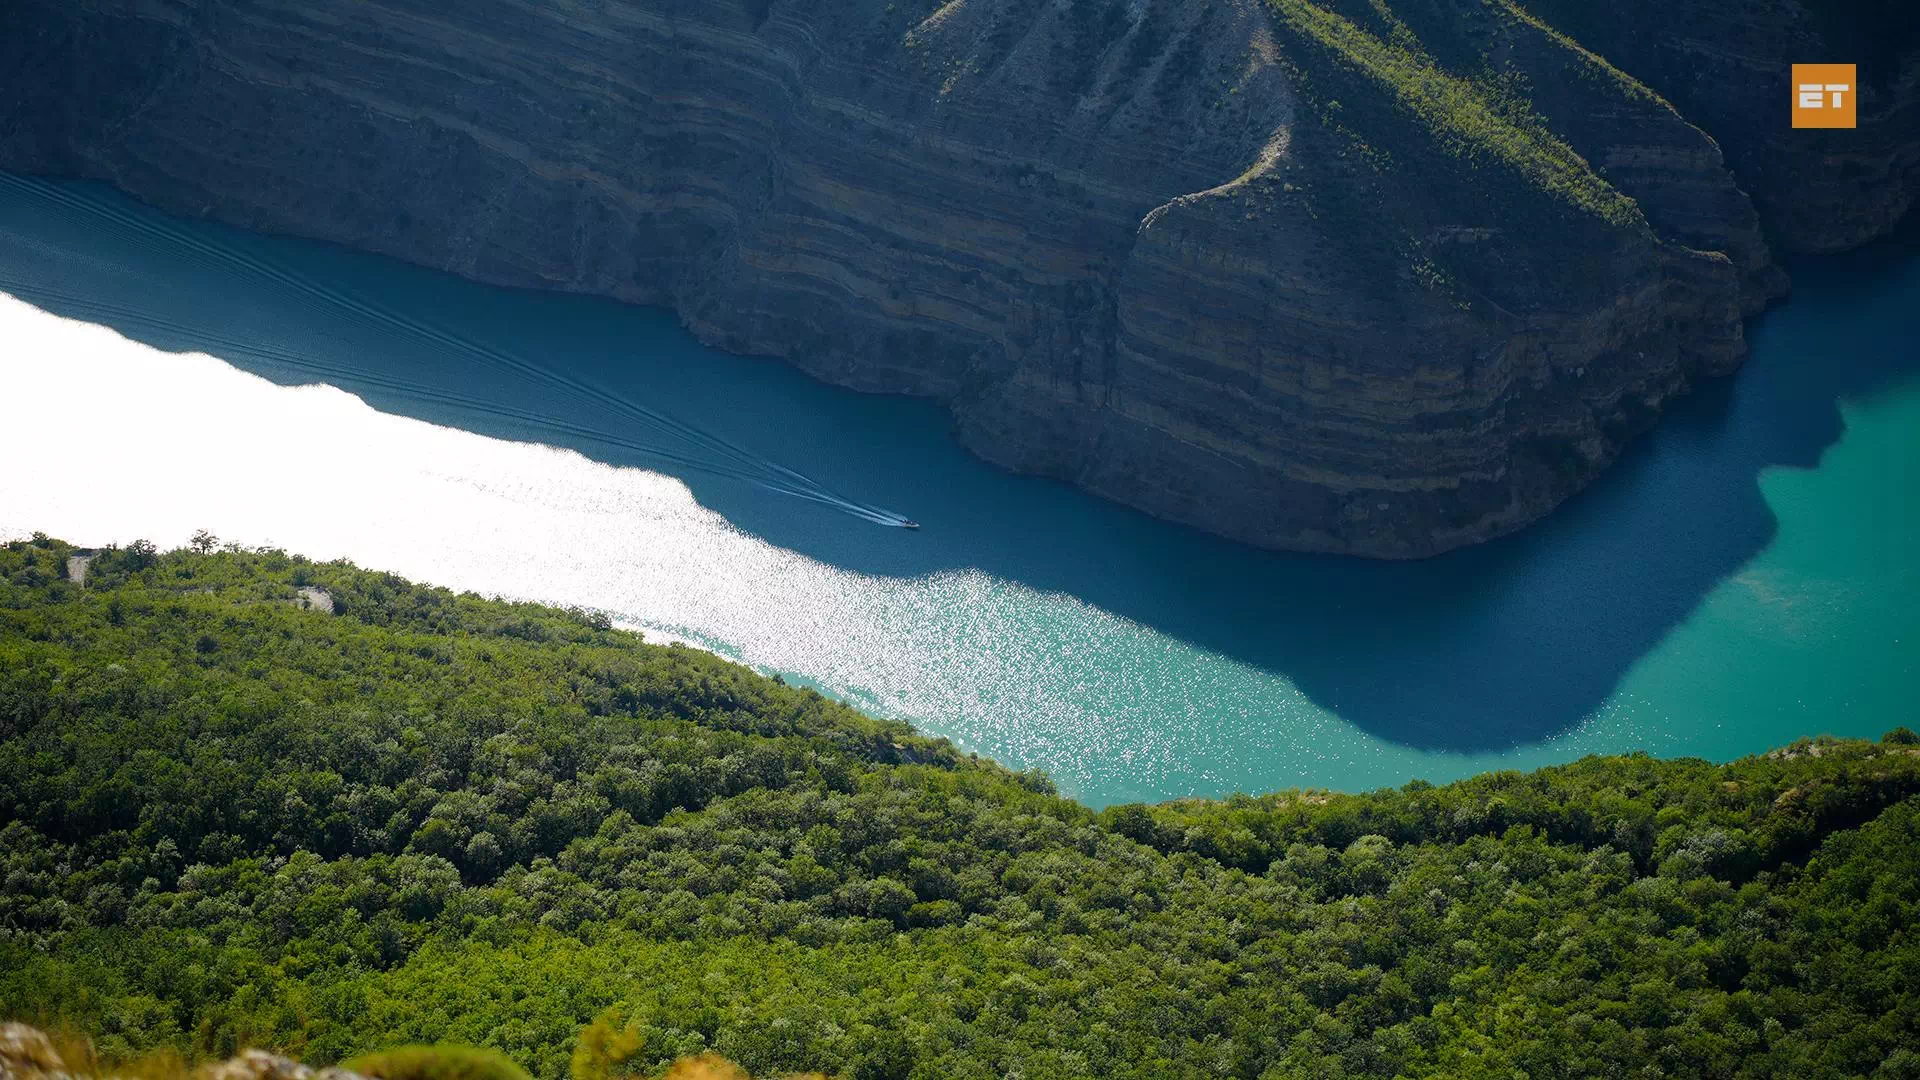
(344, 1045, 533, 1080)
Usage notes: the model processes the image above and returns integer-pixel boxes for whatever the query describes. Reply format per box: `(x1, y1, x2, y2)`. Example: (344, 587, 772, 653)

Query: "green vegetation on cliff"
(1266, 0, 1642, 230)
(1252, 0, 1677, 315)
(3, 534, 1919, 1079)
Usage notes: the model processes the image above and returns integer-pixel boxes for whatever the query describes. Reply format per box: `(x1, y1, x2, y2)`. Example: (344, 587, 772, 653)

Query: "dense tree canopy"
(2, 534, 1917, 1079)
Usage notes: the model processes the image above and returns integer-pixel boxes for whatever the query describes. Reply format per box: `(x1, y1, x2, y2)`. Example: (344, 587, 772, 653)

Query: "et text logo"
(1793, 64, 1856, 128)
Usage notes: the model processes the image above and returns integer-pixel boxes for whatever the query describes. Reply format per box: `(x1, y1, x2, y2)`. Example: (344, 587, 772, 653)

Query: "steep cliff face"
(0, 0, 1893, 555)
(1526, 0, 1920, 254)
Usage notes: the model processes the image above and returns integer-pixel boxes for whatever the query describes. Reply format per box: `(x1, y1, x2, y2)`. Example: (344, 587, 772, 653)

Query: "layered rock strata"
(0, 0, 1909, 554)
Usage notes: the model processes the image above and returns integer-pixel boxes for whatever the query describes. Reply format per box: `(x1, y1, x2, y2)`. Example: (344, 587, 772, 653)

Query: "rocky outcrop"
(199, 1051, 367, 1080)
(0, 1027, 774, 1080)
(0, 1024, 66, 1080)
(0, 0, 1908, 555)
(0, 1025, 368, 1080)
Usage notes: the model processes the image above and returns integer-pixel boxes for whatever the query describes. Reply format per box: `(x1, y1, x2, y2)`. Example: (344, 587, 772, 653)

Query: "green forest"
(2, 534, 1917, 1079)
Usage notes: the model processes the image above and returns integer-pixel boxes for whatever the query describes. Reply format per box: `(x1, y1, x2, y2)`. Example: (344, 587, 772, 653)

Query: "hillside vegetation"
(2, 535, 1918, 1079)
(1267, 0, 1643, 229)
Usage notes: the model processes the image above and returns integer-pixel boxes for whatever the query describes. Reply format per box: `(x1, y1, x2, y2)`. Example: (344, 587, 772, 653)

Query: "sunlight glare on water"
(0, 292, 1379, 802)
(3, 175, 1916, 806)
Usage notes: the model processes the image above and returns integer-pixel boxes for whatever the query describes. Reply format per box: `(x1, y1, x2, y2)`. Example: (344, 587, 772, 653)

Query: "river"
(2, 173, 1915, 806)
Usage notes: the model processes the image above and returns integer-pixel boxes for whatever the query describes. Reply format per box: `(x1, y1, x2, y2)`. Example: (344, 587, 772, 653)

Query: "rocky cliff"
(1525, 0, 1920, 254)
(0, 0, 1911, 555)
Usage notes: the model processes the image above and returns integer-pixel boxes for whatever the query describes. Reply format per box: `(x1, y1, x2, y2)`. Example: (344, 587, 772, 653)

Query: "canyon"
(1, 0, 1914, 556)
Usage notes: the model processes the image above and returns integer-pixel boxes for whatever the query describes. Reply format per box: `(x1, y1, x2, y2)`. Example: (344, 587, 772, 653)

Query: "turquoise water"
(1, 173, 1916, 806)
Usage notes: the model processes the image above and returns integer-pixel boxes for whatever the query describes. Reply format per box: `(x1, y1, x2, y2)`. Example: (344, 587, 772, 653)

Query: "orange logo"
(1792, 64, 1856, 128)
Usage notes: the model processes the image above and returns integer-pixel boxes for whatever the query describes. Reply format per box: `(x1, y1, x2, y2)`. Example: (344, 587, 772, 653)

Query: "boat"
(902, 520, 920, 530)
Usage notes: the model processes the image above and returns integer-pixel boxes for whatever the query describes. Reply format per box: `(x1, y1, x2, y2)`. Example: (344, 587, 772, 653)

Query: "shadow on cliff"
(5, 176, 1917, 755)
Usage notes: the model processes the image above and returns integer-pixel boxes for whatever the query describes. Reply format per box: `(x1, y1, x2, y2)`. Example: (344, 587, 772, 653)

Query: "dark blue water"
(2, 172, 1916, 805)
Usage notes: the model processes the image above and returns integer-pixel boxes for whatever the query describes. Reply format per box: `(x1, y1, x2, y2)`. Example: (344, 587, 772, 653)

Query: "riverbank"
(4, 534, 1919, 1079)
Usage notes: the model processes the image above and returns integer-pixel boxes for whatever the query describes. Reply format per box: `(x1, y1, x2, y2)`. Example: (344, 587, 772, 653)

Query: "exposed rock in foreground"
(0, 1024, 67, 1080)
(0, 1024, 367, 1080)
(0, 0, 1913, 555)
(0, 1025, 796, 1080)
